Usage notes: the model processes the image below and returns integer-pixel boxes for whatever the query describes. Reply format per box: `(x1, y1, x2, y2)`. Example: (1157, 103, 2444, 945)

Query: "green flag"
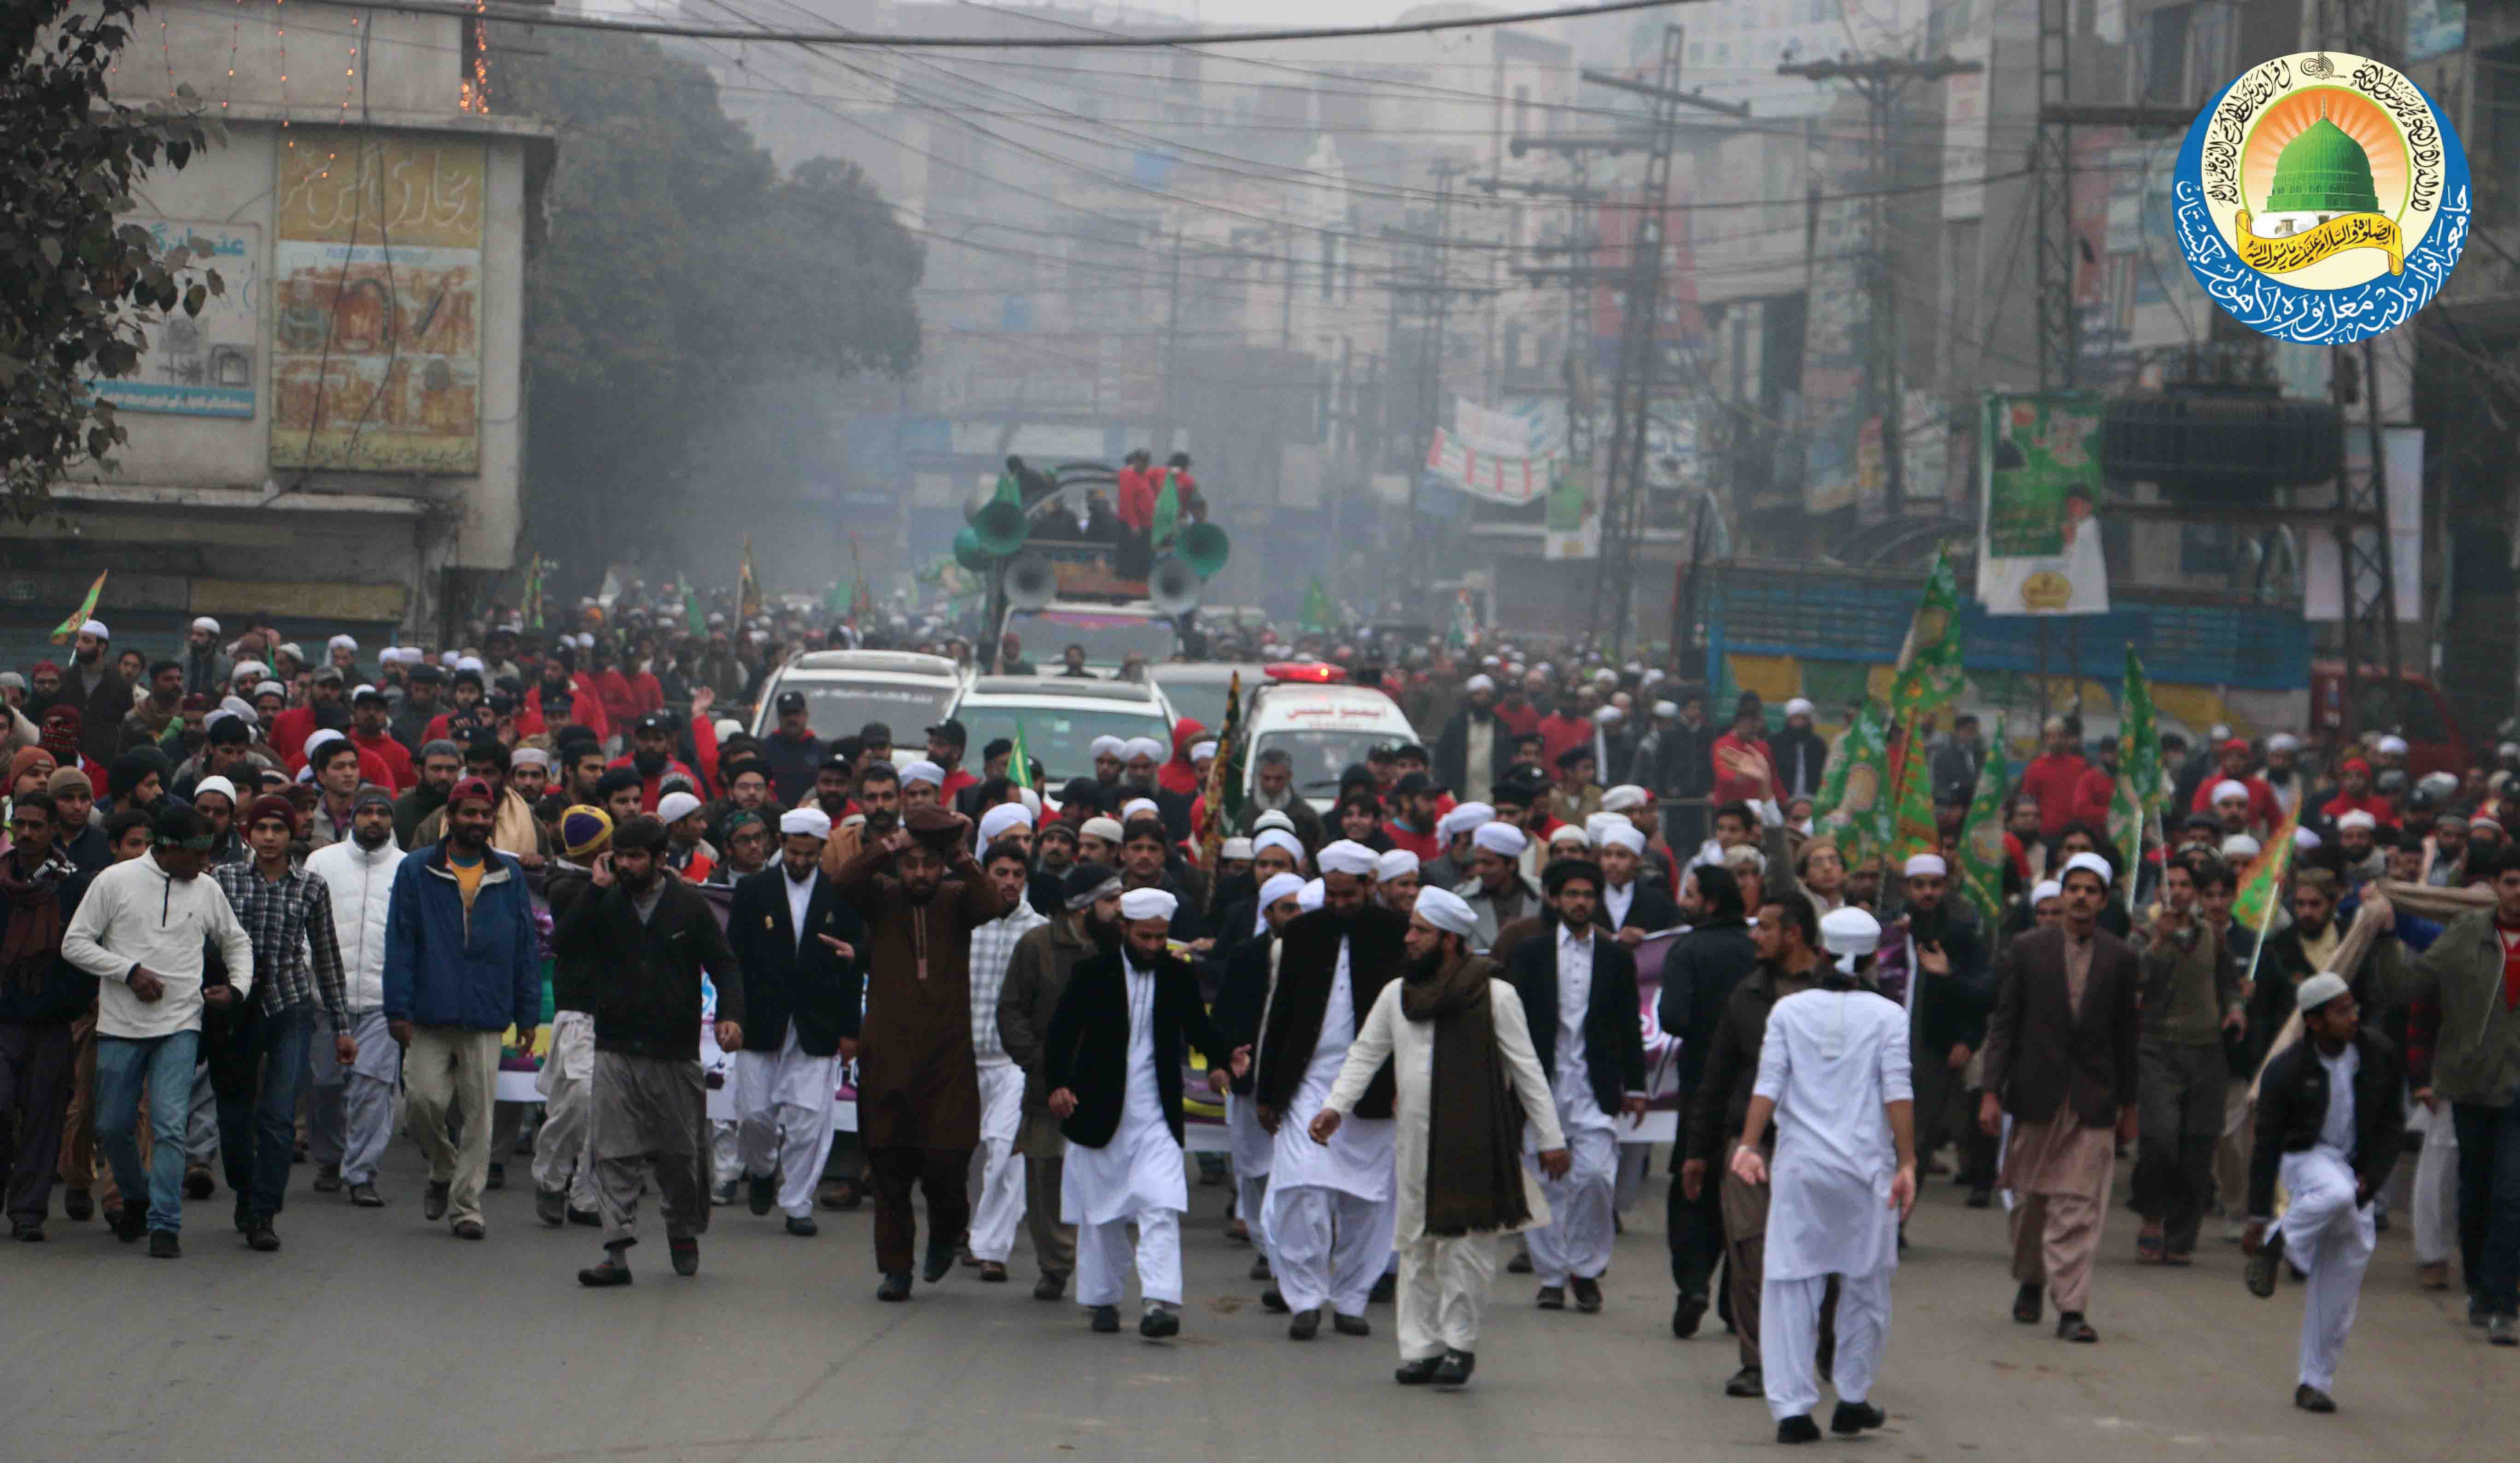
(1889, 713, 1942, 864)
(1151, 472, 1181, 553)
(682, 574, 703, 634)
(1889, 546, 1966, 720)
(2107, 648, 2165, 900)
(1008, 719, 1033, 791)
(49, 571, 107, 644)
(1301, 576, 1334, 633)
(1954, 715, 2012, 931)
(1814, 702, 1895, 868)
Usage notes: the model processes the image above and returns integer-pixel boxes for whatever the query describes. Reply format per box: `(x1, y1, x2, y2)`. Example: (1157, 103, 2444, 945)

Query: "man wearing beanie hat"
(304, 787, 406, 1209)
(525, 808, 616, 1229)
(834, 803, 1009, 1301)
(47, 767, 110, 874)
(2243, 972, 2403, 1412)
(995, 863, 1126, 1299)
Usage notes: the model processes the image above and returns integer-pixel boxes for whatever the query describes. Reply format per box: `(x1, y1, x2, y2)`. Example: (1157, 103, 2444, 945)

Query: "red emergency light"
(1263, 661, 1347, 684)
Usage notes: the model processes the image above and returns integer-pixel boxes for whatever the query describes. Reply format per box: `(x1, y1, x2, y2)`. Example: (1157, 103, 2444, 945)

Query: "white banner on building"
(1425, 426, 1553, 505)
(2304, 427, 2423, 623)
(1453, 397, 1534, 458)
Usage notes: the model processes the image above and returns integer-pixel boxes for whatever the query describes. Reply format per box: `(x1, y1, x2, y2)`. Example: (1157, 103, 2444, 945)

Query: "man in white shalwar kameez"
(729, 808, 862, 1236)
(1729, 906, 1918, 1445)
(1216, 872, 1308, 1288)
(964, 839, 1049, 1280)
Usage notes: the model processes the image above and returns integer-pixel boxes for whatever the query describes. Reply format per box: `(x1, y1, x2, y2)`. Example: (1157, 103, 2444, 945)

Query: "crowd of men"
(2, 606, 2516, 1438)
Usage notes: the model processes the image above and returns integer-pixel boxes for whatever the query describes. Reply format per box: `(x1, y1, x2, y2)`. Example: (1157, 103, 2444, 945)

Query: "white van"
(748, 650, 965, 748)
(1239, 667, 1418, 813)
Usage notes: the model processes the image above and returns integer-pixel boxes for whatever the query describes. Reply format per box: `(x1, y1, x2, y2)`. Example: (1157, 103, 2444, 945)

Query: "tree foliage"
(3, 1, 223, 516)
(495, 25, 924, 566)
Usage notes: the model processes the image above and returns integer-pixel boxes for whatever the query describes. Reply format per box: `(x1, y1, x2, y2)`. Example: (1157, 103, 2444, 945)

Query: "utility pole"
(1373, 161, 1499, 605)
(1160, 227, 1184, 457)
(1778, 52, 1982, 521)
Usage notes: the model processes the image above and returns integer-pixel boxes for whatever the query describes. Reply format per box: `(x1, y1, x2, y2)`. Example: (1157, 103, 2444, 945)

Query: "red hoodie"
(1158, 718, 1207, 797)
(1537, 711, 1592, 771)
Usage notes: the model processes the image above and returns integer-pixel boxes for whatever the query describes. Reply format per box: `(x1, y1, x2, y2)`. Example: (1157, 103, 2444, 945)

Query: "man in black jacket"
(728, 808, 864, 1237)
(1432, 675, 1505, 809)
(1506, 858, 1646, 1315)
(1874, 854, 1991, 1195)
(1655, 863, 1757, 1336)
(1043, 887, 1247, 1338)
(2243, 974, 2404, 1414)
(556, 816, 745, 1287)
(756, 691, 826, 809)
(1594, 825, 1681, 942)
(0, 792, 95, 1241)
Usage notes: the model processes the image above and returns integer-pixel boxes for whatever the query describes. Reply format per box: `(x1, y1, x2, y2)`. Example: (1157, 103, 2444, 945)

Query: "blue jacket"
(382, 842, 542, 1034)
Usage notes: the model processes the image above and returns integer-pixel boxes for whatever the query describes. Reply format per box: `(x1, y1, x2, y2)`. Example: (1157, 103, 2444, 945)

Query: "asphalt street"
(4, 1141, 2511, 1463)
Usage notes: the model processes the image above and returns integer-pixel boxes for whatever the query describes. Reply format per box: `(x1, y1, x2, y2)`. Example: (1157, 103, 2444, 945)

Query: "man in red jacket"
(1115, 448, 1156, 532)
(2187, 737, 2285, 832)
(268, 665, 349, 769)
(1711, 692, 1783, 807)
(2018, 717, 2090, 841)
(2317, 756, 2396, 831)
(347, 684, 418, 790)
(1537, 689, 1595, 772)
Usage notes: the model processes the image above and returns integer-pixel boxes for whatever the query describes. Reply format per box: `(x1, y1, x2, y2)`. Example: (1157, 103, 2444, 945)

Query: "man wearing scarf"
(1, 790, 95, 1240)
(1309, 886, 1566, 1389)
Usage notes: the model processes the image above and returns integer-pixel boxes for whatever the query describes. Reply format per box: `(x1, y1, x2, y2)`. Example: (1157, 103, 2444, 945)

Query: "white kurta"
(1267, 936, 1396, 1200)
(1061, 955, 1187, 1226)
(1753, 988, 1913, 1282)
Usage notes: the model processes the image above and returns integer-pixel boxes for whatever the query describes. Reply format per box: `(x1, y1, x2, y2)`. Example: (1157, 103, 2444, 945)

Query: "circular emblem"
(2174, 52, 2469, 344)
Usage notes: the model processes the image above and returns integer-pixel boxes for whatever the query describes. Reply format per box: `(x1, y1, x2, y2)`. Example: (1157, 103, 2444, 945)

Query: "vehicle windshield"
(778, 681, 957, 742)
(954, 704, 1173, 786)
(1149, 672, 1241, 732)
(1251, 729, 1395, 797)
(1008, 609, 1176, 668)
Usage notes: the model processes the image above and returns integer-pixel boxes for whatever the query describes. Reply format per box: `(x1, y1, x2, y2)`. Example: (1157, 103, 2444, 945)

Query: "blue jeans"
(95, 1030, 202, 1234)
(215, 1004, 315, 1220)
(2452, 1093, 2520, 1316)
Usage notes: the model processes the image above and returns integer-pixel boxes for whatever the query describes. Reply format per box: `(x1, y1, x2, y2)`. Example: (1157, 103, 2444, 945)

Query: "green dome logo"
(2263, 114, 2381, 216)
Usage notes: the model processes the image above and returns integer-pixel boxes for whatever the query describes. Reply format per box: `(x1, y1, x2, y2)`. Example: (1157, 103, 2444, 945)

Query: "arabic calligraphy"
(2233, 210, 2406, 275)
(2176, 181, 2468, 344)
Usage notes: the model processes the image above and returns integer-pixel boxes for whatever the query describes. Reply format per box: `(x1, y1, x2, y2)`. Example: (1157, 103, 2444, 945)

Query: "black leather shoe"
(670, 1237, 699, 1276)
(1776, 1414, 1821, 1445)
(747, 1173, 777, 1216)
(537, 1189, 566, 1227)
(2294, 1385, 2336, 1414)
(62, 1188, 93, 1222)
(578, 1257, 633, 1287)
(245, 1219, 280, 1252)
(11, 1218, 44, 1242)
(567, 1206, 600, 1227)
(1673, 1288, 1709, 1338)
(350, 1182, 384, 1208)
(1506, 1250, 1532, 1274)
(1248, 1256, 1272, 1282)
(1571, 1276, 1604, 1313)
(2012, 1282, 2044, 1325)
(785, 1215, 818, 1237)
(1139, 1304, 1180, 1339)
(1089, 1304, 1120, 1333)
(1535, 1285, 1565, 1310)
(877, 1272, 913, 1302)
(1288, 1308, 1320, 1340)
(1034, 1271, 1067, 1301)
(452, 1219, 485, 1241)
(1432, 1350, 1475, 1387)
(922, 1240, 956, 1284)
(423, 1181, 450, 1222)
(1369, 1272, 1396, 1304)
(1260, 1287, 1289, 1313)
(1394, 1357, 1442, 1385)
(1830, 1400, 1886, 1434)
(1333, 1312, 1371, 1337)
(148, 1229, 181, 1259)
(115, 1205, 148, 1244)
(2245, 1229, 2285, 1299)
(1724, 1365, 1763, 1398)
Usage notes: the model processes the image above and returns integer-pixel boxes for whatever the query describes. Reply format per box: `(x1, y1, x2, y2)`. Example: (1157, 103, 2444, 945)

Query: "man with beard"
(1505, 859, 1646, 1314)
(389, 664, 445, 757)
(0, 791, 93, 1241)
(346, 685, 415, 791)
(759, 691, 825, 808)
(1433, 675, 1504, 807)
(964, 840, 1050, 1279)
(1043, 887, 1248, 1338)
(63, 620, 133, 769)
(2131, 857, 2246, 1266)
(1871, 854, 1989, 1189)
(1307, 887, 1566, 1388)
(710, 812, 773, 885)
(1659, 863, 1759, 1342)
(998, 863, 1124, 1299)
(610, 715, 703, 813)
(835, 803, 1008, 1300)
(1213, 871, 1307, 1283)
(1231, 749, 1328, 849)
(560, 816, 744, 1286)
(729, 808, 863, 1239)
(1254, 841, 1407, 1338)
(1089, 736, 1127, 795)
(269, 665, 349, 771)
(180, 617, 233, 699)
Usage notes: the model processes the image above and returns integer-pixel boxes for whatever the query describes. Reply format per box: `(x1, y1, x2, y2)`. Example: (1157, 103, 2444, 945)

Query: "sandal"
(2136, 1231, 2166, 1264)
(2056, 1312, 2099, 1343)
(2163, 1250, 2193, 1268)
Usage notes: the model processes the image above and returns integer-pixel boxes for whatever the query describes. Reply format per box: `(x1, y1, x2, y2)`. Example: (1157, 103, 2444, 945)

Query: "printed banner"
(1977, 392, 2112, 616)
(1452, 397, 1534, 458)
(1425, 426, 1552, 505)
(96, 220, 261, 418)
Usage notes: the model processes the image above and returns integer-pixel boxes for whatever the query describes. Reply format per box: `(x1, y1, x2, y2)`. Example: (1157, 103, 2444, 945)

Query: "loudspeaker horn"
(1178, 521, 1230, 578)
(971, 499, 1031, 556)
(1148, 555, 1202, 616)
(1003, 551, 1057, 611)
(952, 527, 993, 572)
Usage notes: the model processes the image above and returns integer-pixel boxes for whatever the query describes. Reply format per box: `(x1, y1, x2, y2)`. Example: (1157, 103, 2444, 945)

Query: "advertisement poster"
(1424, 426, 1551, 504)
(1543, 461, 1601, 561)
(271, 131, 485, 472)
(1977, 392, 2112, 616)
(95, 220, 261, 418)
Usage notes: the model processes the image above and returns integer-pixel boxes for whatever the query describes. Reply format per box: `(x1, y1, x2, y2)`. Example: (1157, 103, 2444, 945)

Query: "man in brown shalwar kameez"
(835, 803, 1008, 1301)
(1978, 852, 2141, 1344)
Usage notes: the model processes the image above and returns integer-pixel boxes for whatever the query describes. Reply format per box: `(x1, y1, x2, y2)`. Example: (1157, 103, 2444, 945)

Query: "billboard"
(96, 220, 261, 418)
(1977, 392, 2112, 616)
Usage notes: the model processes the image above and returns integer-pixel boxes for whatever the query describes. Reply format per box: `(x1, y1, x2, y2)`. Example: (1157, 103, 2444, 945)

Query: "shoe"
(12, 1218, 44, 1242)
(1288, 1308, 1321, 1340)
(2470, 1294, 2491, 1327)
(1333, 1312, 1371, 1337)
(1395, 1356, 1442, 1385)
(537, 1189, 566, 1228)
(1248, 1256, 1273, 1282)
(818, 1177, 862, 1211)
(62, 1187, 92, 1222)
(183, 1167, 214, 1200)
(2491, 1315, 2519, 1347)
(2136, 1228, 2165, 1264)
(1967, 1186, 1992, 1209)
(1226, 1216, 1250, 1243)
(922, 1239, 956, 1284)
(1724, 1365, 1763, 1398)
(114, 1204, 148, 1244)
(1139, 1303, 1179, 1339)
(977, 1259, 1007, 1282)
(245, 1219, 280, 1252)
(2012, 1283, 2044, 1325)
(1369, 1272, 1396, 1305)
(2419, 1261, 2450, 1290)
(486, 1163, 504, 1192)
(1034, 1272, 1067, 1301)
(1775, 1415, 1821, 1445)
(423, 1180, 450, 1222)
(148, 1229, 181, 1259)
(1089, 1304, 1120, 1333)
(1830, 1400, 1886, 1434)
(786, 1215, 819, 1238)
(1433, 1350, 1476, 1388)
(877, 1272, 913, 1303)
(670, 1237, 699, 1276)
(1506, 1249, 1532, 1274)
(233, 1198, 251, 1234)
(350, 1183, 384, 1208)
(1260, 1287, 1289, 1314)
(747, 1173, 776, 1216)
(578, 1256, 634, 1287)
(313, 1164, 343, 1194)
(2245, 1229, 2285, 1299)
(567, 1206, 600, 1227)
(2055, 1311, 2098, 1343)
(1571, 1276, 1604, 1313)
(960, 1247, 982, 1269)
(1672, 1288, 1709, 1338)
(711, 1178, 737, 1207)
(2294, 1384, 2336, 1413)
(452, 1219, 485, 1241)
(2164, 1250, 2193, 1268)
(1535, 1284, 1565, 1311)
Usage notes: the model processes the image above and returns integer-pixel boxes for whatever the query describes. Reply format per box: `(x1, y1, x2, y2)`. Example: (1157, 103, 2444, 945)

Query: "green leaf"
(182, 282, 206, 317)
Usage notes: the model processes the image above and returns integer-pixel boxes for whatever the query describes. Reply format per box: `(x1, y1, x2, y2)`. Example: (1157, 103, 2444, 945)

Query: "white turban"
(1258, 872, 1306, 909)
(714, 718, 745, 741)
(1412, 885, 1476, 938)
(1820, 905, 1882, 972)
(2294, 827, 2324, 850)
(1253, 829, 1304, 863)
(192, 775, 239, 807)
(1653, 700, 1679, 718)
(1599, 824, 1647, 855)
(2220, 834, 2262, 861)
(2336, 809, 2377, 831)
(1079, 816, 1125, 844)
(1219, 837, 1254, 861)
(657, 791, 702, 825)
(1020, 788, 1042, 818)
(1472, 822, 1528, 857)
(1121, 737, 1167, 763)
(1437, 802, 1495, 839)
(455, 655, 485, 675)
(508, 747, 552, 771)
(978, 804, 1033, 845)
(2375, 734, 2409, 756)
(780, 808, 832, 840)
(1317, 840, 1379, 877)
(1120, 797, 1160, 823)
(232, 661, 269, 683)
(1189, 741, 1217, 762)
(2029, 878, 2063, 907)
(1464, 673, 1496, 693)
(1119, 888, 1178, 922)
(1548, 824, 1590, 848)
(253, 681, 285, 700)
(1784, 697, 1814, 718)
(2211, 778, 2249, 804)
(1297, 879, 1325, 913)
(1903, 853, 1948, 878)
(1090, 736, 1126, 759)
(1600, 784, 1649, 813)
(190, 616, 220, 634)
(1252, 810, 1298, 836)
(80, 618, 108, 639)
(901, 760, 945, 789)
(1376, 848, 1420, 881)
(2267, 732, 2301, 753)
(2061, 851, 2114, 887)
(1594, 705, 1624, 724)
(302, 728, 346, 762)
(327, 633, 358, 653)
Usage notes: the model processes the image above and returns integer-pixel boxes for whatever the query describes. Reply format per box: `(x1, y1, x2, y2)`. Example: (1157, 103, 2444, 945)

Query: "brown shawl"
(0, 846, 75, 997)
(1407, 953, 1531, 1237)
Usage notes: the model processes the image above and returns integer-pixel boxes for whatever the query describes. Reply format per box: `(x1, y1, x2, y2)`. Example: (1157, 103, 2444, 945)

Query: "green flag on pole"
(50, 571, 108, 644)
(1151, 472, 1181, 553)
(1954, 716, 2012, 931)
(1814, 702, 1896, 868)
(1008, 719, 1033, 792)
(2107, 648, 2165, 910)
(1301, 576, 1334, 633)
(682, 574, 704, 634)
(1889, 546, 1966, 721)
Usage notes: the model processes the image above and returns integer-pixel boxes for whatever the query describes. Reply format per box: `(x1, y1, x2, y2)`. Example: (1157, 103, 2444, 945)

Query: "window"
(2144, 6, 2192, 105)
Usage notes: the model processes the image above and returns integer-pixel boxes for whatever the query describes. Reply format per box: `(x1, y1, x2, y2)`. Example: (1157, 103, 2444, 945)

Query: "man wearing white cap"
(1434, 674, 1504, 803)
(65, 618, 130, 767)
(181, 617, 231, 699)
(963, 836, 1051, 1280)
(1874, 853, 1988, 1191)
(1770, 698, 1830, 803)
(1254, 840, 1407, 1337)
(728, 808, 865, 1237)
(1212, 872, 1309, 1287)
(1978, 852, 2143, 1342)
(1594, 822, 1679, 940)
(1728, 902, 1913, 1442)
(1377, 848, 1422, 916)
(1308, 886, 1567, 1389)
(1457, 822, 1539, 956)
(1425, 802, 1493, 892)
(1042, 886, 1248, 1338)
(2244, 972, 2404, 1413)
(1089, 736, 1127, 790)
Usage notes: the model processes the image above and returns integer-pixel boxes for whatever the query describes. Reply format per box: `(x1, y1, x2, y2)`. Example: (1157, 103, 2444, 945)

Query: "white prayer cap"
(2336, 809, 2377, 831)
(1413, 885, 1477, 938)
(232, 661, 269, 683)
(303, 728, 346, 761)
(1297, 879, 1325, 912)
(1653, 701, 1680, 718)
(1079, 816, 1125, 844)
(1090, 735, 1127, 759)
(440, 651, 460, 667)
(1464, 673, 1496, 693)
(1784, 697, 1815, 718)
(327, 633, 358, 653)
(780, 808, 832, 840)
(2500, 742, 2520, 761)
(1121, 737, 1167, 763)
(657, 791, 702, 825)
(1019, 788, 1041, 818)
(509, 747, 553, 771)
(2029, 878, 2063, 907)
(1600, 784, 1649, 813)
(1903, 853, 1948, 879)
(2294, 826, 2324, 850)
(713, 718, 745, 741)
(901, 760, 945, 789)
(1819, 906, 1882, 972)
(2375, 734, 2409, 756)
(1252, 809, 1298, 836)
(1318, 839, 1379, 877)
(190, 616, 220, 634)
(2267, 732, 2301, 753)
(1534, 662, 1554, 676)
(277, 643, 306, 663)
(80, 618, 108, 639)
(1643, 668, 1667, 685)
(1548, 823, 1590, 849)
(576, 633, 597, 649)
(295, 765, 314, 783)
(192, 775, 239, 807)
(1594, 705, 1624, 724)
(2210, 723, 2232, 742)
(1219, 837, 1255, 862)
(218, 695, 255, 721)
(1600, 824, 1647, 855)
(1258, 872, 1306, 908)
(2220, 834, 2262, 861)
(1584, 812, 1628, 843)
(203, 708, 240, 733)
(253, 681, 285, 700)
(1377, 848, 1420, 881)
(455, 655, 485, 675)
(2296, 971, 2352, 1013)
(1472, 822, 1528, 858)
(1189, 741, 1217, 762)
(1253, 828, 1304, 862)
(978, 804, 1033, 845)
(1120, 797, 1159, 823)
(1119, 888, 1178, 923)
(2211, 778, 2250, 804)
(1437, 802, 1494, 839)
(2060, 851, 2114, 887)
(1480, 655, 1500, 667)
